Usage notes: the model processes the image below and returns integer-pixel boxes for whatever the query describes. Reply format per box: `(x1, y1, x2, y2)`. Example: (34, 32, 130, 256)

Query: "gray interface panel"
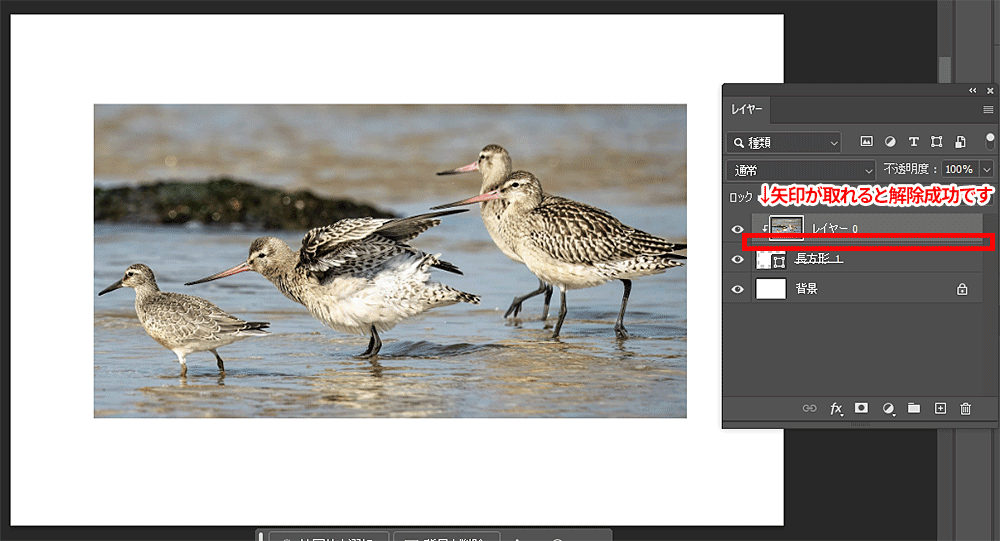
(722, 84, 999, 429)
(253, 529, 614, 541)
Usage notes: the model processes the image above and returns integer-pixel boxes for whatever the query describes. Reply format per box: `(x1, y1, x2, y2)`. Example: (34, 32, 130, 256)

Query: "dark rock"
(94, 177, 397, 230)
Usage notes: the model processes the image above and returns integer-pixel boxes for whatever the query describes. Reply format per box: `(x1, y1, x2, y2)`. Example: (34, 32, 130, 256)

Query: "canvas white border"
(10, 14, 783, 526)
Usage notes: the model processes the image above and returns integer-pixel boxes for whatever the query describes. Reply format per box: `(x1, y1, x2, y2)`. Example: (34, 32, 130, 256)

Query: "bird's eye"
(257, 253, 266, 259)
(126, 271, 134, 277)
(512, 182, 520, 188)
(479, 155, 485, 161)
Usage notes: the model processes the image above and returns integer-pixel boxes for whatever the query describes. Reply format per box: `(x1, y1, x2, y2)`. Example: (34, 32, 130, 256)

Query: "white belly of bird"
(302, 253, 458, 336)
(521, 249, 673, 291)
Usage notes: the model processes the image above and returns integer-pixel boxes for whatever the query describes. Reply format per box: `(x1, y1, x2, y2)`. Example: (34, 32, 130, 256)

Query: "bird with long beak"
(437, 145, 556, 320)
(99, 263, 269, 377)
(184, 210, 480, 359)
(431, 171, 685, 339)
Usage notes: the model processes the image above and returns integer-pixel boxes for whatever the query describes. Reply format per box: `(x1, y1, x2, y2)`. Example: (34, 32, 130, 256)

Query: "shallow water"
(93, 104, 687, 417)
(94, 204, 686, 418)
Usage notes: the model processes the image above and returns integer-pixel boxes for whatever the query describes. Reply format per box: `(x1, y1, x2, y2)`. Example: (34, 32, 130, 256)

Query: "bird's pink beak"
(436, 161, 479, 176)
(429, 189, 502, 210)
(185, 261, 252, 286)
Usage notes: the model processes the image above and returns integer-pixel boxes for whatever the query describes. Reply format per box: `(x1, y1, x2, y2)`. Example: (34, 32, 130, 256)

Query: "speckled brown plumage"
(185, 210, 479, 359)
(435, 144, 556, 319)
(432, 170, 685, 339)
(523, 194, 684, 266)
(298, 212, 464, 278)
(98, 263, 269, 376)
(492, 170, 685, 284)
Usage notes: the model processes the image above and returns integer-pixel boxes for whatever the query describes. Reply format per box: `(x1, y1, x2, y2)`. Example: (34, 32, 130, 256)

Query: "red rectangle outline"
(741, 232, 996, 251)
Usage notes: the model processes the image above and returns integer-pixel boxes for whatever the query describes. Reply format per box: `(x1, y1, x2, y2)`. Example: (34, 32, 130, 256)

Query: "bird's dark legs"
(540, 283, 554, 320)
(176, 354, 189, 378)
(357, 325, 382, 359)
(211, 349, 226, 372)
(614, 279, 632, 340)
(551, 289, 568, 338)
(504, 279, 553, 320)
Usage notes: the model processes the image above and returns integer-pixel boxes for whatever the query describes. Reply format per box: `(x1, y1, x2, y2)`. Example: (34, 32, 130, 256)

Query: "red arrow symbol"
(758, 183, 770, 204)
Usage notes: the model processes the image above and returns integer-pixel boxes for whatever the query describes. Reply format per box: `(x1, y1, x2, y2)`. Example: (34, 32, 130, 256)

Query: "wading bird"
(432, 171, 685, 339)
(99, 263, 269, 376)
(185, 210, 479, 358)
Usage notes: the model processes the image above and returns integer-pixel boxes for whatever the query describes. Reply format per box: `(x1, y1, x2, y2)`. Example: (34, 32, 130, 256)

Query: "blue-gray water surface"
(94, 204, 685, 418)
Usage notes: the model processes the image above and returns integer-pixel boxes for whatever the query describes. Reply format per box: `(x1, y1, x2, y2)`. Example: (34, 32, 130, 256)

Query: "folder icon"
(907, 403, 920, 414)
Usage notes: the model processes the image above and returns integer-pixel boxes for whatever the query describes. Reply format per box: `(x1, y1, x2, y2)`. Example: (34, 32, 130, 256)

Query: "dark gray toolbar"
(255, 529, 613, 541)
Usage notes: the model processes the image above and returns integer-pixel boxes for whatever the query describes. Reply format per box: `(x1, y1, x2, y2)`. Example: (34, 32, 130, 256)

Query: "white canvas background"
(10, 14, 784, 526)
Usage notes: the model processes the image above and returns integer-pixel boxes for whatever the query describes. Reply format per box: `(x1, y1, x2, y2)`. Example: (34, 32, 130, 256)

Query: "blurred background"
(93, 104, 687, 418)
(95, 104, 685, 205)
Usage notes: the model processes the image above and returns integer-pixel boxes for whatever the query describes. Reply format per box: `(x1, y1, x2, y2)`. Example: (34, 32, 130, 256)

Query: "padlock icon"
(957, 283, 968, 296)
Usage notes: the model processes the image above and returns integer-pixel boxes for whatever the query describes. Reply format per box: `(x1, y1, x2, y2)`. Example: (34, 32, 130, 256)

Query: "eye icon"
(731, 285, 745, 294)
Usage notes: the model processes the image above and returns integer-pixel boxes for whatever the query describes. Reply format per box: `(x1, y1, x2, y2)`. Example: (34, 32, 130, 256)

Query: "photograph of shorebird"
(94, 104, 686, 418)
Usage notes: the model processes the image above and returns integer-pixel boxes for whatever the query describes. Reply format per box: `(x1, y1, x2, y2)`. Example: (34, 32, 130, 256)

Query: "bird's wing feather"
(297, 210, 468, 276)
(373, 209, 468, 242)
(297, 218, 393, 273)
(144, 294, 255, 343)
(526, 199, 685, 264)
